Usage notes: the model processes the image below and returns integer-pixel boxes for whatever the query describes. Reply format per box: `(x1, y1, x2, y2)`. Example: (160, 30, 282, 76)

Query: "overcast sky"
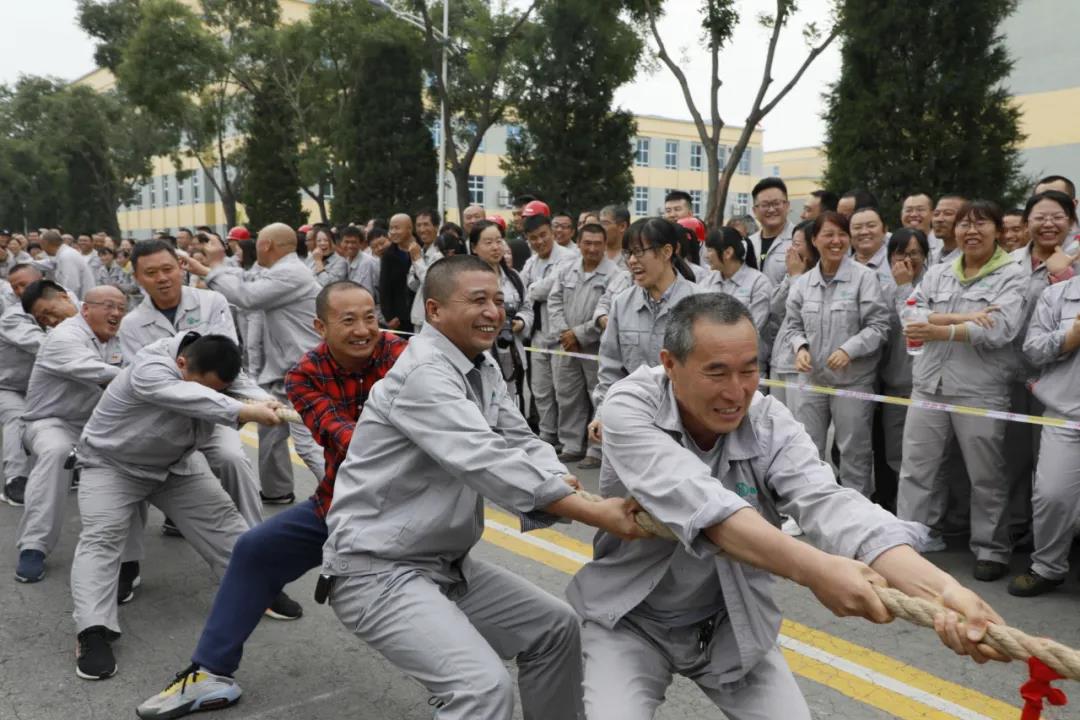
(0, 0, 841, 151)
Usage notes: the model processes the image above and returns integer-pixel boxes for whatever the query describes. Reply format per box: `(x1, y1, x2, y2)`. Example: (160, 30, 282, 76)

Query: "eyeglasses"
(753, 200, 787, 211)
(83, 301, 127, 313)
(954, 219, 995, 231)
(551, 222, 573, 230)
(1029, 214, 1069, 225)
(621, 245, 658, 260)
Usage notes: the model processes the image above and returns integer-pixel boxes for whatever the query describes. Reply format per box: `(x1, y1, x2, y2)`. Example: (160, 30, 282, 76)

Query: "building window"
(738, 148, 751, 175)
(690, 190, 703, 217)
(321, 181, 334, 199)
(664, 140, 678, 169)
(192, 172, 201, 203)
(506, 123, 523, 144)
(719, 145, 728, 167)
(735, 192, 750, 216)
(468, 175, 485, 205)
(771, 165, 781, 178)
(162, 176, 170, 206)
(635, 138, 650, 167)
(633, 186, 649, 215)
(689, 143, 703, 172)
(177, 178, 185, 204)
(149, 181, 157, 209)
(431, 120, 441, 148)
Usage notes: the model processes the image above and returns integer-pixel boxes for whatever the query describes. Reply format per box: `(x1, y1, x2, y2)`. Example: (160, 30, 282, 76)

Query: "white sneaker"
(920, 535, 947, 553)
(781, 517, 803, 537)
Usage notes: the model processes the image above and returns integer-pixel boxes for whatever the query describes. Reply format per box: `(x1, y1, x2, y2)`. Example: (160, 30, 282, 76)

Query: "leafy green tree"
(823, 0, 1025, 220)
(500, 0, 639, 211)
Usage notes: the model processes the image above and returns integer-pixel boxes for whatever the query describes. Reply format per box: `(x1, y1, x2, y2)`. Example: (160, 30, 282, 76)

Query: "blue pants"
(193, 498, 325, 676)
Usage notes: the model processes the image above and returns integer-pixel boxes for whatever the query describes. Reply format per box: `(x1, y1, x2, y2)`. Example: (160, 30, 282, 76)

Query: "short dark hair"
(751, 177, 788, 200)
(1035, 174, 1076, 199)
(130, 240, 179, 271)
(368, 218, 389, 232)
(367, 226, 389, 242)
(811, 210, 851, 240)
(840, 188, 878, 209)
(21, 279, 68, 314)
(955, 200, 1004, 232)
(177, 227, 193, 236)
(887, 227, 930, 261)
(577, 222, 606, 241)
(663, 190, 692, 206)
(704, 227, 746, 262)
(810, 189, 838, 211)
(1003, 207, 1025, 220)
(423, 255, 498, 304)
(513, 194, 537, 208)
(340, 225, 364, 241)
(792, 220, 820, 266)
(415, 208, 439, 226)
(523, 214, 551, 235)
(850, 205, 885, 224)
(1023, 190, 1077, 225)
(315, 280, 372, 322)
(179, 334, 242, 384)
(663, 293, 754, 363)
(600, 205, 631, 225)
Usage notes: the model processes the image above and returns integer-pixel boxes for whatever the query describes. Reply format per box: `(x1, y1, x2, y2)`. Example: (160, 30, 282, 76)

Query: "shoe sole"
(162, 527, 183, 537)
(76, 665, 117, 681)
(263, 608, 303, 621)
(260, 497, 295, 505)
(14, 570, 44, 583)
(118, 590, 135, 605)
(137, 690, 241, 720)
(1, 493, 24, 507)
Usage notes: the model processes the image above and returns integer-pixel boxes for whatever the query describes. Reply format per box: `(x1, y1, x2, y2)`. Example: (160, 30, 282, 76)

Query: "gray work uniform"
(766, 275, 799, 413)
(407, 243, 444, 328)
(344, 251, 380, 300)
(0, 251, 31, 280)
(312, 252, 347, 286)
(323, 324, 583, 720)
(18, 314, 126, 557)
(490, 268, 534, 413)
(547, 256, 618, 458)
(36, 244, 97, 300)
(591, 261, 631, 327)
(593, 274, 701, 411)
(859, 243, 896, 286)
(118, 286, 270, 526)
(878, 280, 920, 475)
(0, 305, 42, 483)
(567, 366, 925, 720)
(94, 263, 137, 298)
(1022, 276, 1080, 580)
(206, 253, 325, 497)
(522, 243, 575, 444)
(701, 264, 775, 364)
(749, 221, 794, 287)
(784, 257, 890, 496)
(72, 334, 250, 635)
(896, 251, 1027, 563)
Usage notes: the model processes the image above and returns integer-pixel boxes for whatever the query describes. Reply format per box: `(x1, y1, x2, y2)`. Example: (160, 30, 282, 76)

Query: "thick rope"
(241, 399, 303, 424)
(576, 490, 1080, 679)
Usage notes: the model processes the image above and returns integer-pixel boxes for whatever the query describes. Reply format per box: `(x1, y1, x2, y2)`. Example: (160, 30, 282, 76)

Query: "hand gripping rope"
(575, 490, 1074, 716)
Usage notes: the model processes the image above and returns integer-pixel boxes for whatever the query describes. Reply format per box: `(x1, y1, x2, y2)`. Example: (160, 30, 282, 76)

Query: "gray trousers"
(71, 462, 248, 635)
(582, 618, 809, 720)
(18, 418, 145, 562)
(329, 556, 585, 720)
(881, 385, 910, 476)
(0, 389, 30, 482)
(200, 425, 262, 527)
(794, 384, 875, 497)
(1030, 426, 1080, 580)
(530, 346, 559, 443)
(257, 384, 324, 498)
(769, 370, 801, 419)
(552, 353, 600, 458)
(897, 390, 1011, 563)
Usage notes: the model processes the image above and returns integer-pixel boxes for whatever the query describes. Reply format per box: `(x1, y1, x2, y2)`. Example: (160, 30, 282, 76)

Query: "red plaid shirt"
(284, 332, 407, 518)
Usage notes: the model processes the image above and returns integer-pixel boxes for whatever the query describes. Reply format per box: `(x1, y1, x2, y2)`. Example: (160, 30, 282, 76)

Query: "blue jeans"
(193, 498, 325, 676)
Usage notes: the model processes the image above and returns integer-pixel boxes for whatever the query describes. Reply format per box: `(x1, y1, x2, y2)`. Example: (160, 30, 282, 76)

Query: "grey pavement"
(1, 440, 1078, 719)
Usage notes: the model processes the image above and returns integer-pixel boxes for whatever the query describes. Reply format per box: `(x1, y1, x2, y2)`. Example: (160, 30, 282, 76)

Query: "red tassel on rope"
(1020, 657, 1067, 720)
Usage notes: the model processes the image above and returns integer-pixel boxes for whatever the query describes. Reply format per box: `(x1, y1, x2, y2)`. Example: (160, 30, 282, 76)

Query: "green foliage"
(823, 0, 1026, 221)
(500, 0, 640, 211)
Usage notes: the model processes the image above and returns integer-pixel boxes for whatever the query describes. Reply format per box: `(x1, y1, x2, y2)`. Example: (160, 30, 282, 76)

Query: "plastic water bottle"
(902, 297, 927, 356)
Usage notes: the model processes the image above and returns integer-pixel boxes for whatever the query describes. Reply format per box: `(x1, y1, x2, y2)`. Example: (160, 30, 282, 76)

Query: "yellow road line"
(237, 431, 1024, 719)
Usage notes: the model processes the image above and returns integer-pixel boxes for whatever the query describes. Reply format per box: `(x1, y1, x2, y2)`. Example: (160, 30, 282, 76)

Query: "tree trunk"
(452, 164, 471, 226)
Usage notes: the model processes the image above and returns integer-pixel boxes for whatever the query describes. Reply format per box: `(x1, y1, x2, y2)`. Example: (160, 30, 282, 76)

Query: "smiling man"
(568, 292, 1008, 720)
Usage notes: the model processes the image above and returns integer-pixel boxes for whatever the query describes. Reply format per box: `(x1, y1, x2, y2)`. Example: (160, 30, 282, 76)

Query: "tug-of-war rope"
(575, 489, 1073, 718)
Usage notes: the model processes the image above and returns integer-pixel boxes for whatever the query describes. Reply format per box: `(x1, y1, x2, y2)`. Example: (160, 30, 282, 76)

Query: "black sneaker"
(70, 467, 80, 491)
(264, 591, 303, 621)
(2, 476, 26, 506)
(973, 560, 1009, 582)
(76, 626, 117, 680)
(118, 561, 141, 605)
(15, 549, 45, 583)
(259, 491, 295, 505)
(162, 517, 183, 537)
(1008, 569, 1064, 597)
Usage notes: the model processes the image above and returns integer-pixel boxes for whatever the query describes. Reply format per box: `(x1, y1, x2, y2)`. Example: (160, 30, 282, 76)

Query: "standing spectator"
(748, 178, 796, 284)
(800, 189, 838, 222)
(35, 229, 96, 300)
(662, 190, 693, 222)
(767, 221, 818, 416)
(551, 212, 579, 254)
(309, 227, 346, 286)
(897, 201, 1026, 581)
(407, 209, 444, 330)
(0, 264, 44, 506)
(785, 211, 890, 498)
(701, 227, 775, 350)
(461, 203, 487, 239)
(849, 206, 894, 284)
(380, 214, 417, 333)
(930, 195, 966, 265)
(836, 188, 878, 219)
(1001, 209, 1028, 252)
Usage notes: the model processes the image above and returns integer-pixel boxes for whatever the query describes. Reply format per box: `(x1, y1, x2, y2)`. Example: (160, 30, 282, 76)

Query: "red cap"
(677, 217, 706, 243)
(227, 226, 251, 241)
(485, 215, 507, 233)
(298, 224, 313, 234)
(521, 200, 551, 218)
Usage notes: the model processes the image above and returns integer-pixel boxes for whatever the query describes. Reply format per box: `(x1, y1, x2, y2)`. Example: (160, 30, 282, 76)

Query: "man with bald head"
(35, 229, 97, 300)
(185, 223, 325, 503)
(462, 204, 486, 238)
(0, 264, 44, 507)
(380, 213, 417, 333)
(15, 282, 132, 584)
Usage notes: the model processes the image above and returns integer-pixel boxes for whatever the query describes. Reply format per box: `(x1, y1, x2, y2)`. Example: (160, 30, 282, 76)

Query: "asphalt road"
(1, 434, 1078, 720)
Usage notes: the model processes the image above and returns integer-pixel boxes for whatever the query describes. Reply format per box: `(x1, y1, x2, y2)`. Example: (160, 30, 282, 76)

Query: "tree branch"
(757, 25, 839, 118)
(642, 0, 714, 149)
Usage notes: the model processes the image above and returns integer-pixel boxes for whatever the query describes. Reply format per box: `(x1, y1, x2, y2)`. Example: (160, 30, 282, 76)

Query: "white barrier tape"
(383, 329, 1080, 430)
